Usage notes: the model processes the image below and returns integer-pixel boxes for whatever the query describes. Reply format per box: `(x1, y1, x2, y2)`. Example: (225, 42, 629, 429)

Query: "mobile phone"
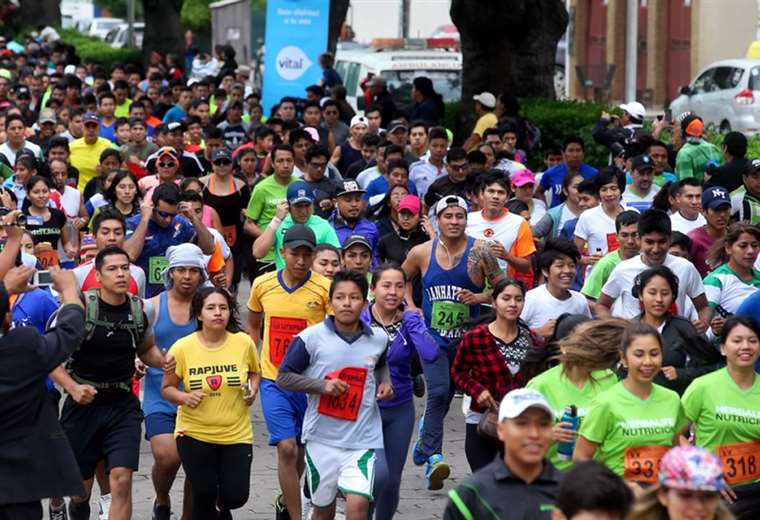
(665, 108, 672, 123)
(33, 270, 54, 288)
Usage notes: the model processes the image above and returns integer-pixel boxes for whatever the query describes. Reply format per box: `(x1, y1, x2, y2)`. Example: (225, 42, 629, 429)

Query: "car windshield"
(96, 20, 122, 31)
(381, 70, 461, 108)
(750, 66, 760, 91)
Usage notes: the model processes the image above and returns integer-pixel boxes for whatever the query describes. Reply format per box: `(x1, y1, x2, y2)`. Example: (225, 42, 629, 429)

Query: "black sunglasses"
(213, 159, 233, 166)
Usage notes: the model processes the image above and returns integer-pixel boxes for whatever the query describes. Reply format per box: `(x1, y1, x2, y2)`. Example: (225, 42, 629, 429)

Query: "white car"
(669, 58, 760, 135)
(83, 17, 125, 40)
(105, 23, 144, 49)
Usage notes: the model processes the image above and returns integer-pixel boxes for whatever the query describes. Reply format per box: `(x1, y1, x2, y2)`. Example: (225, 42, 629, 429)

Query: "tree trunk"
(142, 0, 184, 63)
(451, 0, 567, 131)
(16, 0, 60, 29)
(327, 0, 350, 54)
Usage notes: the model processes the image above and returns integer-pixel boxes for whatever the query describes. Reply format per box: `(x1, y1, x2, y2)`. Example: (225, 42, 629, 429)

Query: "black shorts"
(60, 392, 144, 480)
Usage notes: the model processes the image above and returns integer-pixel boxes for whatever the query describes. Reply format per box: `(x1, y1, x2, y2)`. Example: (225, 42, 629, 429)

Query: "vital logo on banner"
(262, 0, 329, 113)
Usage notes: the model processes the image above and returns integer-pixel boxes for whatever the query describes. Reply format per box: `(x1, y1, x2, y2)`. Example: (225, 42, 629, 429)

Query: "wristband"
(268, 217, 282, 230)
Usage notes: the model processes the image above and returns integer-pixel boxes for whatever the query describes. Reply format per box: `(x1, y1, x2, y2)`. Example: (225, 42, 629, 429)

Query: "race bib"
(36, 249, 59, 268)
(718, 440, 760, 485)
(317, 367, 368, 422)
(221, 225, 237, 247)
(606, 232, 619, 253)
(268, 316, 307, 365)
(431, 300, 469, 331)
(148, 256, 169, 285)
(624, 445, 669, 483)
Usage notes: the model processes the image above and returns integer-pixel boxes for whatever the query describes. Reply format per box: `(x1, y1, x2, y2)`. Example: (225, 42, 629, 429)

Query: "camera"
(0, 207, 26, 228)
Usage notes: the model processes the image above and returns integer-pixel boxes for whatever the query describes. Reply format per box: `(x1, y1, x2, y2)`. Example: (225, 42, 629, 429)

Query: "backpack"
(84, 289, 146, 350)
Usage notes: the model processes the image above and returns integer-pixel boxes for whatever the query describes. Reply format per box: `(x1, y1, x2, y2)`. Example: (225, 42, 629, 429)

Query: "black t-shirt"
(424, 176, 467, 209)
(70, 298, 147, 384)
(305, 176, 341, 218)
(24, 207, 67, 248)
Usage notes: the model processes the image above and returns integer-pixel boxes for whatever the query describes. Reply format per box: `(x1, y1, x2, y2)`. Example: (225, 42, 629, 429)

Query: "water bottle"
(557, 405, 579, 461)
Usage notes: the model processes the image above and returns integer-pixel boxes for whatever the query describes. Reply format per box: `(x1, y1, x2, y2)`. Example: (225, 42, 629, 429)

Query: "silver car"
(669, 58, 760, 135)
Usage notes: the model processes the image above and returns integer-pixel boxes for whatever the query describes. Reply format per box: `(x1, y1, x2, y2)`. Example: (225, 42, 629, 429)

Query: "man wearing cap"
(462, 92, 498, 151)
(444, 389, 561, 520)
(141, 244, 205, 520)
(676, 114, 722, 183)
(331, 115, 368, 175)
(622, 154, 660, 212)
(341, 235, 373, 277)
(248, 224, 331, 520)
(30, 108, 57, 148)
(592, 101, 646, 154)
(403, 195, 504, 490)
(13, 85, 35, 126)
(163, 86, 193, 124)
(252, 181, 340, 270)
(731, 159, 760, 225)
(70, 112, 117, 192)
(688, 186, 732, 277)
(329, 180, 380, 259)
(385, 119, 418, 165)
(139, 146, 182, 201)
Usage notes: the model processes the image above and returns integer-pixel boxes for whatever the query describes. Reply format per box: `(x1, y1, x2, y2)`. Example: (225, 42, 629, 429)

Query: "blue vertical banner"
(262, 0, 330, 115)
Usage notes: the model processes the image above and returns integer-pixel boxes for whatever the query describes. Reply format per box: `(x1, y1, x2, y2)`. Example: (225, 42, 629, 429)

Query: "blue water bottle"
(557, 405, 579, 461)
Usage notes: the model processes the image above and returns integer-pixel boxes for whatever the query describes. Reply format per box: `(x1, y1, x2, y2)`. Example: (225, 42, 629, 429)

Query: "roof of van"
(335, 48, 461, 72)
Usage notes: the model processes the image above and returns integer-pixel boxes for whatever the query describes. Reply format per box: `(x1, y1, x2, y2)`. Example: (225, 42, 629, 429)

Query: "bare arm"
(467, 242, 505, 287)
(0, 217, 22, 279)
(124, 205, 152, 261)
(247, 311, 262, 347)
(252, 201, 288, 259)
(462, 133, 481, 153)
(209, 206, 223, 231)
(243, 217, 263, 239)
(594, 293, 614, 319)
(182, 204, 215, 255)
(329, 144, 341, 166)
(401, 246, 422, 311)
(137, 336, 164, 368)
(572, 436, 599, 463)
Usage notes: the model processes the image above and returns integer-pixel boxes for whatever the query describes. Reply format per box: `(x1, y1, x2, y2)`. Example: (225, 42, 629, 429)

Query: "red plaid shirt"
(451, 322, 535, 413)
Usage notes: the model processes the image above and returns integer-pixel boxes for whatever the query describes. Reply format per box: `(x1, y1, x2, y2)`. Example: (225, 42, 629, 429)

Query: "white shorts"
(304, 440, 376, 507)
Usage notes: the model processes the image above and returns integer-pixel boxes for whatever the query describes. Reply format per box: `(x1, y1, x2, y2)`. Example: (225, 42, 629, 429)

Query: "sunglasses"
(213, 159, 232, 166)
(158, 161, 177, 168)
(155, 209, 177, 219)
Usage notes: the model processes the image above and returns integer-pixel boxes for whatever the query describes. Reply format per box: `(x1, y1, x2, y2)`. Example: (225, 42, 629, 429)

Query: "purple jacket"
(361, 305, 439, 408)
(329, 212, 380, 264)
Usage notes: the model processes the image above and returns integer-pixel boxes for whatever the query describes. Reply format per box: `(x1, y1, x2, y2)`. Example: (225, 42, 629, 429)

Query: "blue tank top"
(143, 292, 197, 416)
(421, 237, 482, 346)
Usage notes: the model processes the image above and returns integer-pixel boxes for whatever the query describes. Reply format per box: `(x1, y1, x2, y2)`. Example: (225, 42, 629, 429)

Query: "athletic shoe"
(413, 374, 425, 398)
(274, 493, 291, 520)
(49, 504, 68, 520)
(425, 454, 450, 491)
(152, 501, 170, 520)
(453, 388, 464, 398)
(68, 500, 90, 520)
(98, 494, 111, 520)
(301, 490, 313, 520)
(412, 416, 426, 466)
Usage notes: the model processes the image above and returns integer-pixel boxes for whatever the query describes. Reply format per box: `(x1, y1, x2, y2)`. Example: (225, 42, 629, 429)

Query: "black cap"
(631, 154, 655, 172)
(746, 159, 760, 176)
(212, 148, 232, 163)
(15, 85, 30, 98)
(282, 224, 316, 251)
(336, 180, 366, 197)
(342, 235, 372, 252)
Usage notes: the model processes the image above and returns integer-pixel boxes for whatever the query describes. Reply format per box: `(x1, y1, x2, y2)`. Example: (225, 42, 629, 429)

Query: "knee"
(426, 377, 449, 400)
(219, 486, 249, 510)
(153, 446, 180, 470)
(277, 440, 299, 466)
(109, 469, 132, 496)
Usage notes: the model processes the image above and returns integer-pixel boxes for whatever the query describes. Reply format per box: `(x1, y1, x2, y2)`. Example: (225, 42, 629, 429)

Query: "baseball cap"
(350, 115, 369, 129)
(38, 108, 56, 125)
(15, 86, 30, 99)
(658, 446, 725, 492)
(619, 101, 646, 120)
(498, 388, 554, 422)
(631, 154, 655, 171)
(212, 148, 232, 163)
(283, 224, 316, 251)
(435, 195, 468, 216)
(287, 181, 315, 205)
(746, 158, 760, 176)
(388, 119, 408, 133)
(343, 235, 372, 252)
(511, 169, 536, 187)
(681, 114, 705, 137)
(336, 180, 366, 197)
(473, 92, 496, 109)
(701, 186, 731, 210)
(167, 121, 185, 133)
(236, 65, 251, 75)
(82, 112, 100, 125)
(156, 146, 179, 162)
(397, 194, 421, 215)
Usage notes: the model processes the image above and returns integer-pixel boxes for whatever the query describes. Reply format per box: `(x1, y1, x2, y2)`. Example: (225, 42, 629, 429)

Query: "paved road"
(46, 281, 472, 519)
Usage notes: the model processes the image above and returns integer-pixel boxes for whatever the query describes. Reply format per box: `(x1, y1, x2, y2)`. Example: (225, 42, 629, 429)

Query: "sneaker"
(274, 493, 291, 520)
(49, 504, 68, 520)
(425, 454, 450, 491)
(301, 490, 313, 520)
(412, 416, 426, 466)
(152, 501, 171, 520)
(453, 388, 464, 398)
(98, 494, 111, 520)
(413, 374, 425, 398)
(68, 500, 90, 520)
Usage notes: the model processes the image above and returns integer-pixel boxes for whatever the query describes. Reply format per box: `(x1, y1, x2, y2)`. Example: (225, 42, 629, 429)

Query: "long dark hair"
(192, 287, 243, 333)
(104, 169, 140, 207)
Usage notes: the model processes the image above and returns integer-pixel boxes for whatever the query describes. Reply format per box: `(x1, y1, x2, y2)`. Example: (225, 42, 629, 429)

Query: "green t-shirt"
(581, 250, 622, 300)
(246, 175, 298, 262)
(676, 140, 722, 183)
(527, 365, 617, 470)
(682, 368, 760, 485)
(273, 214, 341, 269)
(579, 382, 686, 477)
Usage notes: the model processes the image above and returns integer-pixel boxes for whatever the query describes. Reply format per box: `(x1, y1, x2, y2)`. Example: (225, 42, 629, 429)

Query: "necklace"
(371, 305, 401, 339)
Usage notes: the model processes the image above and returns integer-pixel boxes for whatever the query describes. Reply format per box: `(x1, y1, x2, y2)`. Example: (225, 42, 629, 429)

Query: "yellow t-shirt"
(70, 137, 116, 192)
(472, 112, 498, 137)
(171, 331, 260, 445)
(247, 270, 330, 380)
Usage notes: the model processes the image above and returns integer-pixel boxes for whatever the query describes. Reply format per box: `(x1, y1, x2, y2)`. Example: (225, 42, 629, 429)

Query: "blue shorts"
(144, 412, 176, 440)
(260, 379, 307, 446)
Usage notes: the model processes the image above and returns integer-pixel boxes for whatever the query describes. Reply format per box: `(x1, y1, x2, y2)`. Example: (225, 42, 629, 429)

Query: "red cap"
(397, 194, 421, 215)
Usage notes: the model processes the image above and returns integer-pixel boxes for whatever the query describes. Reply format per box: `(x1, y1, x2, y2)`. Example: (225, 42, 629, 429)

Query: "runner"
(341, 235, 373, 277)
(402, 195, 504, 489)
(163, 287, 261, 519)
(574, 167, 627, 263)
(276, 269, 394, 520)
(311, 244, 341, 279)
(574, 322, 687, 485)
(687, 186, 731, 277)
(247, 225, 331, 520)
(50, 246, 165, 520)
(681, 316, 760, 517)
(669, 178, 706, 234)
(622, 155, 660, 212)
(537, 136, 597, 208)
(533, 172, 587, 240)
(329, 180, 379, 255)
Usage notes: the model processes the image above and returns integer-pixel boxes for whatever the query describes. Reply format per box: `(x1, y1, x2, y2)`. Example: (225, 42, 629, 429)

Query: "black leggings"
(176, 436, 252, 518)
(465, 423, 503, 472)
(0, 501, 41, 520)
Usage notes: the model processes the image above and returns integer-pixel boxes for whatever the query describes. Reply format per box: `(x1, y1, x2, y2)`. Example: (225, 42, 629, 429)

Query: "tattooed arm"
(467, 240, 506, 287)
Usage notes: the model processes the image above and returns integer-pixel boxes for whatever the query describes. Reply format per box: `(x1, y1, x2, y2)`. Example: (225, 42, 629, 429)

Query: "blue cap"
(701, 186, 731, 210)
(287, 181, 315, 205)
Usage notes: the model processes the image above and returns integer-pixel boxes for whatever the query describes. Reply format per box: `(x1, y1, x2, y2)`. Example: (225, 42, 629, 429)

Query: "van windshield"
(380, 70, 461, 108)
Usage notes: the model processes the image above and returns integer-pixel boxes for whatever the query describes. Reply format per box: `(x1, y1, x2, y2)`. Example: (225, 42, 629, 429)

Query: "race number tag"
(221, 225, 237, 247)
(318, 367, 368, 422)
(148, 256, 169, 285)
(430, 301, 468, 331)
(268, 316, 307, 365)
(718, 440, 760, 485)
(36, 249, 59, 268)
(624, 445, 669, 483)
(606, 233, 620, 253)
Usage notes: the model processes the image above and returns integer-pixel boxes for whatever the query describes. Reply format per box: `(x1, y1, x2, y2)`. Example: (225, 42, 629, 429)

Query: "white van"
(335, 43, 462, 113)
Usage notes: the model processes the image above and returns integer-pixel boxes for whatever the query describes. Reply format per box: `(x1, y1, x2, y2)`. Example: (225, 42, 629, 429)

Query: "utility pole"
(127, 0, 135, 48)
(624, 0, 638, 102)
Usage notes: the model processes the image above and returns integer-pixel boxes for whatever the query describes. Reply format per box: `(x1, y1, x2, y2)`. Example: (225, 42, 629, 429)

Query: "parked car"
(105, 22, 144, 49)
(82, 17, 124, 40)
(669, 58, 760, 135)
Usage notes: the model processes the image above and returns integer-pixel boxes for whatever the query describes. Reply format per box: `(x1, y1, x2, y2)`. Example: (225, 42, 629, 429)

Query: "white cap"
(435, 195, 468, 216)
(473, 92, 496, 109)
(498, 388, 554, 422)
(350, 115, 368, 129)
(619, 101, 646, 120)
